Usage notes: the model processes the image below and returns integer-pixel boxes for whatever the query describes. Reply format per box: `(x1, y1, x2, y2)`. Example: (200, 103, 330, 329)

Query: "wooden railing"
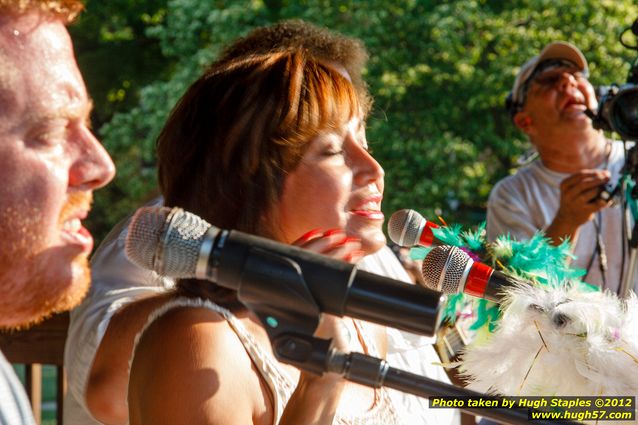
(0, 312, 69, 425)
(435, 323, 478, 425)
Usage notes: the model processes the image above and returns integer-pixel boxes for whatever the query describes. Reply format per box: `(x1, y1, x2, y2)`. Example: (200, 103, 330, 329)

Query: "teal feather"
(409, 246, 430, 261)
(432, 224, 464, 246)
(469, 300, 500, 332)
(626, 177, 638, 219)
(407, 221, 599, 333)
(441, 294, 464, 323)
(461, 222, 486, 252)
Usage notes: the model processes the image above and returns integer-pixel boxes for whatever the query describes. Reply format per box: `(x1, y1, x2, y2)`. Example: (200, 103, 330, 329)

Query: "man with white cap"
(487, 41, 632, 294)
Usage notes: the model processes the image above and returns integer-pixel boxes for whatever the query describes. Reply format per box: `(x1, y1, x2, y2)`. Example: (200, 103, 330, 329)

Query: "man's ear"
(513, 111, 533, 133)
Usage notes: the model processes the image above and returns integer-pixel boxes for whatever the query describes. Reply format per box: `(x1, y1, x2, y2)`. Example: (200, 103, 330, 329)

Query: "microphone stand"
(232, 248, 580, 425)
(619, 150, 638, 299)
(620, 208, 638, 299)
(271, 333, 581, 425)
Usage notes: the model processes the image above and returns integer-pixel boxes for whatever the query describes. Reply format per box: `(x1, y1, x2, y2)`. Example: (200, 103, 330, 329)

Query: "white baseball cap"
(510, 41, 588, 107)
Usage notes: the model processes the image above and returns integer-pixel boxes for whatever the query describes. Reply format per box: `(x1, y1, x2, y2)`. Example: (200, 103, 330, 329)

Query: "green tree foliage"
(76, 0, 638, 242)
(69, 0, 171, 235)
(70, 0, 169, 127)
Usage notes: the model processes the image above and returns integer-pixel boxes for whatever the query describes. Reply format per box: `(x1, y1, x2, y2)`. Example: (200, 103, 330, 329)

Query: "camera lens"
(610, 84, 638, 140)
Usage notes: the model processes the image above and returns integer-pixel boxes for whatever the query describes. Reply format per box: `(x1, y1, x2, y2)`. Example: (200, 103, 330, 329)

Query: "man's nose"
(557, 72, 578, 91)
(69, 127, 116, 190)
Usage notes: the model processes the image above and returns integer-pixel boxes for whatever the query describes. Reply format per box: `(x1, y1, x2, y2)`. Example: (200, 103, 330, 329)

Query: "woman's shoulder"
(132, 299, 253, 371)
(128, 299, 270, 424)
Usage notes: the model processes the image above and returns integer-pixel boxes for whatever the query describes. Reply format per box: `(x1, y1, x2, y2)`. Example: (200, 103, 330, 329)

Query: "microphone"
(125, 206, 445, 336)
(421, 245, 527, 302)
(387, 209, 441, 247)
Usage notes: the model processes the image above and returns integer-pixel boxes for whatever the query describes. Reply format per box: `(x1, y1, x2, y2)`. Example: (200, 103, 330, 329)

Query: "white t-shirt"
(64, 199, 458, 425)
(0, 351, 36, 425)
(486, 141, 634, 294)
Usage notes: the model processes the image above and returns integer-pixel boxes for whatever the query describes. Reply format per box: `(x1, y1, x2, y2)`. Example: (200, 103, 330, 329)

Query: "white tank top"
(133, 296, 401, 425)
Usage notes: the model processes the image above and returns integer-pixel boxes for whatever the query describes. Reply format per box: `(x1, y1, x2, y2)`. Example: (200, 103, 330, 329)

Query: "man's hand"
(557, 169, 610, 225)
(546, 169, 611, 245)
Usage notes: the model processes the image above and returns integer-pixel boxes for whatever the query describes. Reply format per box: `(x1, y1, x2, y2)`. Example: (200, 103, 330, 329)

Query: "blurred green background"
(70, 0, 638, 244)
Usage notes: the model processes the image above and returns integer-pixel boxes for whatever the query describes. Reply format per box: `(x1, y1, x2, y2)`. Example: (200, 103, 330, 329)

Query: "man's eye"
(536, 74, 561, 86)
(535, 68, 582, 87)
(31, 129, 66, 147)
(28, 120, 69, 147)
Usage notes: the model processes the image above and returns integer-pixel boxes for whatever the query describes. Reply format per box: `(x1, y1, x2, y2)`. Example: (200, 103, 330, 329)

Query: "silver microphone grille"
(387, 209, 425, 247)
(125, 206, 171, 271)
(421, 245, 471, 294)
(125, 206, 214, 278)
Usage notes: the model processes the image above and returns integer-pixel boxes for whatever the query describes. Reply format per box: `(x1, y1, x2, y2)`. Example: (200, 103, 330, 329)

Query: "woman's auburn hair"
(156, 49, 361, 306)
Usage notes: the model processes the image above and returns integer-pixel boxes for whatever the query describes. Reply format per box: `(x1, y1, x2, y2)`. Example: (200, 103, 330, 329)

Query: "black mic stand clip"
(232, 247, 578, 425)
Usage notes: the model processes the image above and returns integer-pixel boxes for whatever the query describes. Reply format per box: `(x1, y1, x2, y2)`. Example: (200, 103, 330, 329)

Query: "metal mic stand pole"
(619, 178, 637, 299)
(272, 334, 580, 425)
(621, 236, 638, 299)
(233, 249, 579, 424)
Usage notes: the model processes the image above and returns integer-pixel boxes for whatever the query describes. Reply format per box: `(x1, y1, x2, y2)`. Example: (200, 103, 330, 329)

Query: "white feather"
(460, 285, 638, 400)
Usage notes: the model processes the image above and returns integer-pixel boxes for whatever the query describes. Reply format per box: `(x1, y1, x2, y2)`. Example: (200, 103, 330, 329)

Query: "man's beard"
(0, 253, 90, 329)
(0, 193, 92, 329)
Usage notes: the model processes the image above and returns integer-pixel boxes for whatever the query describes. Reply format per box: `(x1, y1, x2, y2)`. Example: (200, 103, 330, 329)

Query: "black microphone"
(421, 245, 527, 302)
(387, 209, 442, 248)
(125, 206, 445, 336)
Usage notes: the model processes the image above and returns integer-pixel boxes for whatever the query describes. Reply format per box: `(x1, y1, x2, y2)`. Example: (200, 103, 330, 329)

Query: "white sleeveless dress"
(132, 297, 401, 425)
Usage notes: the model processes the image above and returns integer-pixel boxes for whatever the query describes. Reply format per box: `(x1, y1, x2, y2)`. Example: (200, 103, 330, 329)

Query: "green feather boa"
(409, 222, 599, 332)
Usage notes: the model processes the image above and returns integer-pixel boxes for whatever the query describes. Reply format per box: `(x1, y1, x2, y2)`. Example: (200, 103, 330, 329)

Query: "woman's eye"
(324, 149, 345, 157)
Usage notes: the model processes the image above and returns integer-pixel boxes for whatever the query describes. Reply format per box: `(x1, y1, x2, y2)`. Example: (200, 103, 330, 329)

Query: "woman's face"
(275, 116, 386, 254)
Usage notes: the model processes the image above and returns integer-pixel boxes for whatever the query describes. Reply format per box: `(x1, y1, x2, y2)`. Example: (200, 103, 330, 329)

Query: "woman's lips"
(351, 209, 385, 220)
(349, 194, 384, 219)
(349, 195, 384, 220)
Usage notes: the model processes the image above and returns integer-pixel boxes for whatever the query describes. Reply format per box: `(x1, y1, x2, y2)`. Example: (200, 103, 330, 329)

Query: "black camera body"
(593, 80, 638, 141)
(590, 19, 638, 141)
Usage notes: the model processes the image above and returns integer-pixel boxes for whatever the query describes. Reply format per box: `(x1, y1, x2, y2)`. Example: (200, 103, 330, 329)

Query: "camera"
(599, 181, 620, 203)
(592, 81, 638, 141)
(589, 19, 638, 141)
